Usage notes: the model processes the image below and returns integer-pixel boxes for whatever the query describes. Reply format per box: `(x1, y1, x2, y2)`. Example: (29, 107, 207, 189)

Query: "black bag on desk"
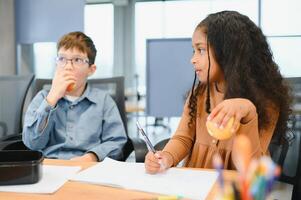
(0, 150, 44, 185)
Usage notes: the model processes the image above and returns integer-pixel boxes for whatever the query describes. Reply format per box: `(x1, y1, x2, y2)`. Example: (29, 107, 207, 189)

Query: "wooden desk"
(0, 159, 237, 200)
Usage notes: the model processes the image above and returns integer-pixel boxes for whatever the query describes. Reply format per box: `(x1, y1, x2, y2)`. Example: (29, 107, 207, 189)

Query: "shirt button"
(69, 105, 74, 109)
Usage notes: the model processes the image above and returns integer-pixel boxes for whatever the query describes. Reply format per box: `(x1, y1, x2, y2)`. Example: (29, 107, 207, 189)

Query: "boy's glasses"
(55, 56, 90, 68)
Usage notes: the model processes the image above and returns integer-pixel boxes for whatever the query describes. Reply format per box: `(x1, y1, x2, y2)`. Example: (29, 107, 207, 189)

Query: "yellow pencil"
(157, 195, 182, 200)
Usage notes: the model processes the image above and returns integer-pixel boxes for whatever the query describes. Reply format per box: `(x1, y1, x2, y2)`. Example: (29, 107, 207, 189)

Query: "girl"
(145, 11, 291, 173)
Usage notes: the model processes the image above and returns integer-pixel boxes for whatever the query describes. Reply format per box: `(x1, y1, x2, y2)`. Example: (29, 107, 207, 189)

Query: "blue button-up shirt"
(22, 84, 127, 161)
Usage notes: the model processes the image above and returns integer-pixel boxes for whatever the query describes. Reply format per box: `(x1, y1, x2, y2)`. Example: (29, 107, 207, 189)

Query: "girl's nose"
(190, 55, 196, 65)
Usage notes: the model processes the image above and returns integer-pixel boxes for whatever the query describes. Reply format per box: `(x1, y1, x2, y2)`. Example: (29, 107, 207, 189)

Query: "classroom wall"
(15, 0, 84, 44)
(0, 0, 16, 75)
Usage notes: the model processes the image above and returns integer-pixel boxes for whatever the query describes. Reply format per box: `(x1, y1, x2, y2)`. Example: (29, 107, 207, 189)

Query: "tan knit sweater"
(163, 85, 279, 169)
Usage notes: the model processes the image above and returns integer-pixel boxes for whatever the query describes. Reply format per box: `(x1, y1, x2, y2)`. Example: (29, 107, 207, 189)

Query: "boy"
(23, 31, 127, 162)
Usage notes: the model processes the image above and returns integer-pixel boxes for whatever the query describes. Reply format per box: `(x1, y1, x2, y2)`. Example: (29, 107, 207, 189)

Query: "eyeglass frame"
(55, 56, 91, 68)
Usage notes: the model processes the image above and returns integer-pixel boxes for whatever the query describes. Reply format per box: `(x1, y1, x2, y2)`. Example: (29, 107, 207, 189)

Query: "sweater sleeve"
(235, 105, 279, 159)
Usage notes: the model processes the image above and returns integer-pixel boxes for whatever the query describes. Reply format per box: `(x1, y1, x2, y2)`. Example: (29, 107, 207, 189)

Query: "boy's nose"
(64, 61, 74, 70)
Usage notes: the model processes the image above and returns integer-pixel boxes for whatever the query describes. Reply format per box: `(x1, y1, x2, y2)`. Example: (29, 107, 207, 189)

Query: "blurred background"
(1, 0, 301, 145)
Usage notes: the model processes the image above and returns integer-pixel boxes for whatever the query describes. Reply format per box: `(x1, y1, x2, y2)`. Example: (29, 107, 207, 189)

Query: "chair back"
(0, 74, 34, 140)
(88, 77, 128, 133)
(292, 152, 301, 199)
(32, 77, 133, 161)
(269, 77, 301, 199)
(154, 138, 170, 151)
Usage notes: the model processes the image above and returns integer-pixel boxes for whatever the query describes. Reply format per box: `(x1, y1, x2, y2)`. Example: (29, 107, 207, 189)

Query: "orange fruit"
(66, 83, 75, 92)
(206, 117, 237, 140)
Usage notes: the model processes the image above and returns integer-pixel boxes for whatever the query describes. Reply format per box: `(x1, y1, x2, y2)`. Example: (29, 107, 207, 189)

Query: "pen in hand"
(136, 121, 156, 153)
(136, 121, 166, 171)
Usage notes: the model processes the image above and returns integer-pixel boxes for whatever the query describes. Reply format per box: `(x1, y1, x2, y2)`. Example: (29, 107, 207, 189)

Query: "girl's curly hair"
(188, 11, 292, 142)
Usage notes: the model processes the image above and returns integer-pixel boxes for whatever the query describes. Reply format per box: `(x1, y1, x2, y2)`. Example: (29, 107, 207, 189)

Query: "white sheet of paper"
(0, 165, 81, 194)
(71, 158, 218, 199)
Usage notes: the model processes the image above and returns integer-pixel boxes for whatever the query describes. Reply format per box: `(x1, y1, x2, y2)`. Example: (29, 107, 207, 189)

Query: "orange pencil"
(232, 134, 252, 200)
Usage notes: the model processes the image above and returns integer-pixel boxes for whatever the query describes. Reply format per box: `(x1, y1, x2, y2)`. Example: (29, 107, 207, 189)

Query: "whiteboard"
(146, 38, 194, 117)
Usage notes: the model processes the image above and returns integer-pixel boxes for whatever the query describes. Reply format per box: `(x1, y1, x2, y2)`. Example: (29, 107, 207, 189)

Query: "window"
(268, 37, 301, 77)
(135, 0, 258, 90)
(84, 4, 114, 78)
(33, 43, 56, 78)
(32, 4, 114, 79)
(262, 0, 301, 36)
(262, 0, 301, 77)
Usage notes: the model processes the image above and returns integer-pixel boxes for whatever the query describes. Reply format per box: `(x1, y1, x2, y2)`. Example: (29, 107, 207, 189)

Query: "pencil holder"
(215, 156, 281, 200)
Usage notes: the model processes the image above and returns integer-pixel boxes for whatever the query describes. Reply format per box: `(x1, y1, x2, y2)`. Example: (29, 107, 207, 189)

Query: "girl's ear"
(88, 64, 96, 76)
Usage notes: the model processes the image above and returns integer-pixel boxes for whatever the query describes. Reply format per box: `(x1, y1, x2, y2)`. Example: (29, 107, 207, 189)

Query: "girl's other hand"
(207, 98, 257, 133)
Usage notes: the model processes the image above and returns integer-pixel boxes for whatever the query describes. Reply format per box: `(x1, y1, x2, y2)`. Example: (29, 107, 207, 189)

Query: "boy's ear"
(88, 64, 96, 76)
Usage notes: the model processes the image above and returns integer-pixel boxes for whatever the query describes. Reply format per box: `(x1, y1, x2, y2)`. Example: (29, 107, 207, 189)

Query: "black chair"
(291, 138, 301, 200)
(269, 116, 301, 200)
(0, 74, 34, 150)
(292, 148, 301, 200)
(269, 77, 301, 200)
(154, 138, 170, 151)
(1, 76, 148, 162)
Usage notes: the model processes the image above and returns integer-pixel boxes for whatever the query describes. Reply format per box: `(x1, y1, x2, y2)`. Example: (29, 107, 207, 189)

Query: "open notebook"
(71, 158, 218, 199)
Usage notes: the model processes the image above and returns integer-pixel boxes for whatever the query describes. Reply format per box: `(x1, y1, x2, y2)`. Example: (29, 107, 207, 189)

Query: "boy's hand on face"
(46, 67, 77, 107)
(70, 153, 98, 162)
(207, 98, 257, 133)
